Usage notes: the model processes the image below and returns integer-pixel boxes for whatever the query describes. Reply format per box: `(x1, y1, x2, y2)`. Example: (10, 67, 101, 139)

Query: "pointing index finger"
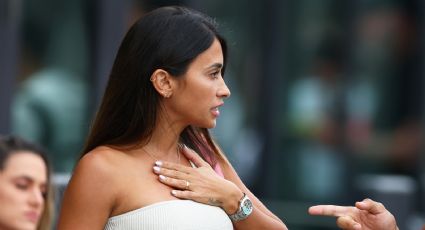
(308, 205, 352, 217)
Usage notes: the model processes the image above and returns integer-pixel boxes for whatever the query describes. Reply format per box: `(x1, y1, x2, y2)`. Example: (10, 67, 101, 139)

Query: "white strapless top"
(104, 200, 233, 230)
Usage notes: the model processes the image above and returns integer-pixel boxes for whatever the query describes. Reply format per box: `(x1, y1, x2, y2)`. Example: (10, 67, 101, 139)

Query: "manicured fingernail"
(159, 175, 166, 181)
(153, 166, 160, 173)
(171, 190, 177, 195)
(155, 161, 163, 166)
(354, 224, 361, 230)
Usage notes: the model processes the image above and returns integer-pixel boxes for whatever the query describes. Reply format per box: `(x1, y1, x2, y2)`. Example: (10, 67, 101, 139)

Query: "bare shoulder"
(58, 146, 126, 229)
(78, 146, 124, 171)
(73, 146, 124, 184)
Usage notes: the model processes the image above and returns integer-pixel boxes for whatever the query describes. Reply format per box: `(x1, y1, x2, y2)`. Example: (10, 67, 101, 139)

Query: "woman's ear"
(150, 69, 173, 98)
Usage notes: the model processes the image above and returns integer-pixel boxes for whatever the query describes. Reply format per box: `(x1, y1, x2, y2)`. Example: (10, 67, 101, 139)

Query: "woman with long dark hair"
(58, 6, 286, 229)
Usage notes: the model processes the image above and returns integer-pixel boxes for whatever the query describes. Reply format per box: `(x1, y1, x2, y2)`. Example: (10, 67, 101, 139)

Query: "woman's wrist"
(222, 184, 244, 215)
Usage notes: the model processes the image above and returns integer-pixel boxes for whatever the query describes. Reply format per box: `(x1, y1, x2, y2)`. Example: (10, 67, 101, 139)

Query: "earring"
(163, 92, 171, 98)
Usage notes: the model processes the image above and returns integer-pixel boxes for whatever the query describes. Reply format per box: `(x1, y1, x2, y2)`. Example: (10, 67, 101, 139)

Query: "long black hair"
(82, 6, 228, 167)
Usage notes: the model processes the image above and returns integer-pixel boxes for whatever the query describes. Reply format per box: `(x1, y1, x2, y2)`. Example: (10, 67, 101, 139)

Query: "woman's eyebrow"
(205, 63, 223, 70)
(14, 175, 34, 182)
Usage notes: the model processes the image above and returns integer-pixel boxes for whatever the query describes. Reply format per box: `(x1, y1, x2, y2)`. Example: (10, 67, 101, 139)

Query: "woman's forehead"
(2, 152, 47, 183)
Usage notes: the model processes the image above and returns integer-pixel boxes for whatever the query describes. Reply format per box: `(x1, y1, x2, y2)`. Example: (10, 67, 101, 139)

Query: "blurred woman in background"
(0, 135, 53, 230)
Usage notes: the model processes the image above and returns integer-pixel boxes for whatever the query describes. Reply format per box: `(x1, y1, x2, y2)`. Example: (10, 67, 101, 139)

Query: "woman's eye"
(15, 183, 29, 190)
(210, 71, 220, 78)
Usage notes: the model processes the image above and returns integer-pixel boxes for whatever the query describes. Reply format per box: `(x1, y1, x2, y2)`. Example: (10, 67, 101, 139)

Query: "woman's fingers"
(154, 165, 194, 190)
(158, 174, 192, 190)
(170, 189, 196, 199)
(155, 160, 192, 173)
(153, 165, 187, 179)
(152, 145, 226, 207)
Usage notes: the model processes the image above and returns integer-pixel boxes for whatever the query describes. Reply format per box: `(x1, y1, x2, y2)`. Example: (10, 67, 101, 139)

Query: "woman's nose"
(218, 79, 231, 98)
(28, 188, 44, 208)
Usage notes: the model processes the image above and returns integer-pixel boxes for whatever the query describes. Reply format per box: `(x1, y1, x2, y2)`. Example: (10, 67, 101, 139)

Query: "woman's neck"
(145, 118, 184, 159)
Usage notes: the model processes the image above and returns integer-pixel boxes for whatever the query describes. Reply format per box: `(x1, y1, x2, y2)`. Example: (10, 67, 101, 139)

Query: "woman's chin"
(197, 121, 216, 129)
(206, 120, 217, 129)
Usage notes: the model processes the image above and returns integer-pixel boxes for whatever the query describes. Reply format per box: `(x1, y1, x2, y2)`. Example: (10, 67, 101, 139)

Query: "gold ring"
(185, 180, 190, 190)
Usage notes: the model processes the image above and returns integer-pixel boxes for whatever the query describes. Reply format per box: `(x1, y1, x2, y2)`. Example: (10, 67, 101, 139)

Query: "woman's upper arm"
(57, 151, 117, 230)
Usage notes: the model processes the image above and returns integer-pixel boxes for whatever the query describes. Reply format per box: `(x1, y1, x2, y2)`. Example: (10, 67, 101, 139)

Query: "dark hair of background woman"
(82, 6, 228, 167)
(0, 135, 53, 230)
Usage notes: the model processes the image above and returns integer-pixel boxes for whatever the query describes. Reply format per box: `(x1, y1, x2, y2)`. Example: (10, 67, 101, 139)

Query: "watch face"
(241, 198, 253, 215)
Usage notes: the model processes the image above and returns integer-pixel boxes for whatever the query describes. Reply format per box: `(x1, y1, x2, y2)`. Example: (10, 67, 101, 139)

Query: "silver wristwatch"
(229, 193, 253, 222)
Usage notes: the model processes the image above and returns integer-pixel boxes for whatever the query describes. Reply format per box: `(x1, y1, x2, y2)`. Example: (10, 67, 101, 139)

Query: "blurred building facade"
(1, 0, 425, 229)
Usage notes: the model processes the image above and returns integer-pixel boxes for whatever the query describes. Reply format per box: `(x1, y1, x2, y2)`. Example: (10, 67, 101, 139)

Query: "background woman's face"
(0, 152, 47, 230)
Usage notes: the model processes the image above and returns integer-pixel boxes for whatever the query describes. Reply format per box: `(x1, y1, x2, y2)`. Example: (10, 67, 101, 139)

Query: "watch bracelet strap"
(229, 193, 251, 222)
(230, 210, 248, 221)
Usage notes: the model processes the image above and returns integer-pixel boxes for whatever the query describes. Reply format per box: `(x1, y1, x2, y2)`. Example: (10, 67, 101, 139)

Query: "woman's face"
(169, 38, 231, 128)
(0, 152, 47, 230)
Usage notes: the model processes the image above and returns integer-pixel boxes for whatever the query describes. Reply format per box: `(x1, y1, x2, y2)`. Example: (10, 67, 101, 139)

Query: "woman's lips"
(25, 211, 40, 223)
(211, 107, 220, 117)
